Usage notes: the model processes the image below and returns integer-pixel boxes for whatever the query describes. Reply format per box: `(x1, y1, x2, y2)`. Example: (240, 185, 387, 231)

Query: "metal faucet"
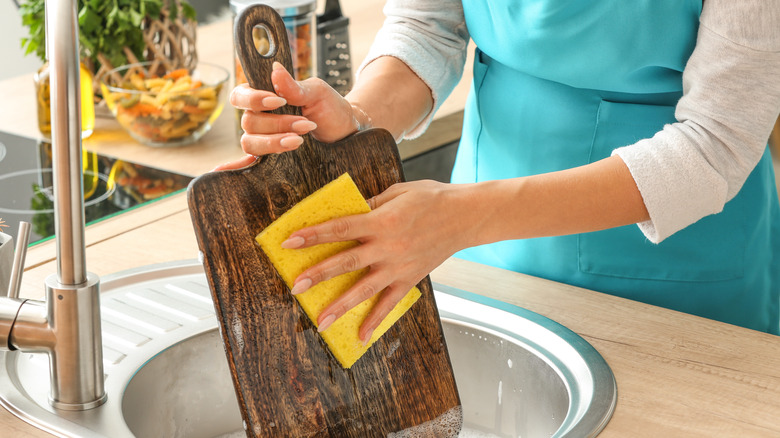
(0, 0, 106, 410)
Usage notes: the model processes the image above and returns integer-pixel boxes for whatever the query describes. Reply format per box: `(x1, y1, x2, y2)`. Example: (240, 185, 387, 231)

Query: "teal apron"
(453, 0, 780, 334)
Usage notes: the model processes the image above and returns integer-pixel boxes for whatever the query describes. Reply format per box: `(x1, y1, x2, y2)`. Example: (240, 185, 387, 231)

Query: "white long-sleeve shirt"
(358, 0, 780, 243)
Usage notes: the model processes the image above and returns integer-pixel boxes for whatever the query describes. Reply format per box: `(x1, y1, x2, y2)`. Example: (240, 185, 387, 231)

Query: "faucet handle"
(6, 222, 31, 299)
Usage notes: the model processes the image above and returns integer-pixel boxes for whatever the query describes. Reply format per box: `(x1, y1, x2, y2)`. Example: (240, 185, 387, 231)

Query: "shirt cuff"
(612, 128, 729, 243)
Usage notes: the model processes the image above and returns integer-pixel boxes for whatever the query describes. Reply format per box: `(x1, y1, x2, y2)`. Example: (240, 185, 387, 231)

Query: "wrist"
(347, 98, 407, 142)
(348, 102, 373, 132)
(458, 180, 519, 248)
(444, 182, 496, 250)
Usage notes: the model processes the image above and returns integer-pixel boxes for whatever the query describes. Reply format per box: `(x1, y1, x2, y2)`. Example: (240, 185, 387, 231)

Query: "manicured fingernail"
(272, 61, 284, 71)
(362, 329, 374, 346)
(291, 120, 317, 133)
(290, 277, 311, 295)
(280, 135, 303, 150)
(281, 235, 305, 249)
(318, 314, 336, 332)
(262, 96, 286, 108)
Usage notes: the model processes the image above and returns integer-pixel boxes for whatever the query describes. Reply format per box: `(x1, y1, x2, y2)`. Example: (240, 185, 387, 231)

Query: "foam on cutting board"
(255, 173, 421, 368)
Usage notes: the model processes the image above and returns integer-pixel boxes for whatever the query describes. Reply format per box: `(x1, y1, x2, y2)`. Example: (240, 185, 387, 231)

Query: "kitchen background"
(0, 0, 459, 185)
(0, 1, 777, 193)
(0, 0, 230, 82)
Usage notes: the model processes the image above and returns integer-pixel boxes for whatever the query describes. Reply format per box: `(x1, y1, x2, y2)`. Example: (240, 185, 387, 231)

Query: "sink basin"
(0, 260, 616, 437)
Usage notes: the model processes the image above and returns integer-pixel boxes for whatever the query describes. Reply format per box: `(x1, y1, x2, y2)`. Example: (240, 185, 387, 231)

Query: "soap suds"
(231, 313, 245, 355)
(387, 405, 463, 438)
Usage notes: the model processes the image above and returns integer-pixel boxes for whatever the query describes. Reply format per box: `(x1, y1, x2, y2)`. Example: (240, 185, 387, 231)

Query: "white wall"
(0, 1, 42, 81)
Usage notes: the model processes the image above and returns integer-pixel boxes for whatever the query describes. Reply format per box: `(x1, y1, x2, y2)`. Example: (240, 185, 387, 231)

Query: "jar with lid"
(230, 0, 317, 135)
(34, 61, 96, 139)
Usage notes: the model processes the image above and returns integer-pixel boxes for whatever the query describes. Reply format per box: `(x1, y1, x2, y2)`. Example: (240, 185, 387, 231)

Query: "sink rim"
(0, 259, 617, 438)
(434, 284, 617, 437)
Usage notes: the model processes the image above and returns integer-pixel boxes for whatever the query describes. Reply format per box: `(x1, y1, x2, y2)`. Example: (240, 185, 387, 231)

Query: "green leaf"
(80, 36, 95, 54)
(181, 3, 196, 21)
(143, 0, 162, 19)
(115, 9, 129, 26)
(106, 6, 119, 28)
(78, 6, 100, 35)
(129, 9, 143, 27)
(167, 0, 177, 20)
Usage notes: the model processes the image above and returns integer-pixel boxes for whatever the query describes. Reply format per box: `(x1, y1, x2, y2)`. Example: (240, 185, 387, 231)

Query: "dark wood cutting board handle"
(234, 4, 301, 118)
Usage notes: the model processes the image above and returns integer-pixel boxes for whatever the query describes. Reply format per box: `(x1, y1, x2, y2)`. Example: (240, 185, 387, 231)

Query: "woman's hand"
(214, 62, 365, 171)
(281, 180, 477, 344)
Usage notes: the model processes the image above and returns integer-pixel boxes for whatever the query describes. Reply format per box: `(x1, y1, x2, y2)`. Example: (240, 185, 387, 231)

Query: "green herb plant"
(19, 0, 196, 70)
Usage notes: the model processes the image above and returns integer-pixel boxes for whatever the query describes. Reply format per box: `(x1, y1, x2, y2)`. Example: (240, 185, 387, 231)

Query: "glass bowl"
(100, 62, 229, 147)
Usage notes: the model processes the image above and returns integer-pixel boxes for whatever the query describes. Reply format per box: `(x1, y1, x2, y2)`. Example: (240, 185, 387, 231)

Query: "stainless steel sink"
(0, 260, 616, 437)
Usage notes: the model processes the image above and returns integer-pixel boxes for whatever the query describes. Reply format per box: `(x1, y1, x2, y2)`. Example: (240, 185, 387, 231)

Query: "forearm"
(346, 56, 434, 141)
(463, 156, 650, 246)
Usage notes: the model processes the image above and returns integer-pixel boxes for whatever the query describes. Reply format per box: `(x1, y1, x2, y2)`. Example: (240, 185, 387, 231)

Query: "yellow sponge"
(255, 173, 421, 368)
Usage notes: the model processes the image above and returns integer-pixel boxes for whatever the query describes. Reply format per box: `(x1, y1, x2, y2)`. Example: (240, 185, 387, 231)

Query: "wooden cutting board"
(187, 5, 461, 437)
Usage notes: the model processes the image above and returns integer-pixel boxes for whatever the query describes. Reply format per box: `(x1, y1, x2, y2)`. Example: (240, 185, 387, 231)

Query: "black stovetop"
(0, 131, 193, 245)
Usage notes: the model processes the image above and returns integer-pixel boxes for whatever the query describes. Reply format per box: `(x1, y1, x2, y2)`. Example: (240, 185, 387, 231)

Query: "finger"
(270, 62, 307, 105)
(241, 133, 304, 155)
(212, 154, 258, 171)
(241, 111, 317, 135)
(367, 183, 408, 210)
(358, 285, 411, 344)
(271, 62, 332, 108)
(281, 213, 370, 250)
(316, 272, 393, 333)
(230, 83, 287, 111)
(290, 244, 376, 296)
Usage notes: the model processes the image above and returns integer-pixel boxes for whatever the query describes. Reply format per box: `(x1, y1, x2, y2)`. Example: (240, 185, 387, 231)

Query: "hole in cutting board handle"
(252, 24, 275, 58)
(235, 4, 300, 117)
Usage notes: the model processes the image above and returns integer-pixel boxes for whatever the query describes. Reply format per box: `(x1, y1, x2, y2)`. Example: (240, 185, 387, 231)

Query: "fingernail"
(290, 277, 311, 295)
(262, 96, 286, 108)
(362, 329, 374, 346)
(318, 314, 336, 332)
(280, 136, 303, 150)
(281, 235, 305, 249)
(291, 120, 317, 133)
(272, 62, 284, 71)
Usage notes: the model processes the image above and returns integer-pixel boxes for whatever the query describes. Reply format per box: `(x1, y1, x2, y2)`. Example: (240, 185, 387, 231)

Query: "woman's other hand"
(214, 62, 365, 171)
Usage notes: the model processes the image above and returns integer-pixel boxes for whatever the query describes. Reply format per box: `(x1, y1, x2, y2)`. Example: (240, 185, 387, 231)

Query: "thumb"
(271, 62, 310, 106)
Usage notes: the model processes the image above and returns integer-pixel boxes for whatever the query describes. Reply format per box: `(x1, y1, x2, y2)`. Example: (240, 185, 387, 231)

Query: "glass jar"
(34, 62, 96, 139)
(230, 0, 317, 136)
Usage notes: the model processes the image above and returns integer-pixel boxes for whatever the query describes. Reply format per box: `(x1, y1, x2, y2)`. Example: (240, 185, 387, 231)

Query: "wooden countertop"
(2, 2, 780, 437)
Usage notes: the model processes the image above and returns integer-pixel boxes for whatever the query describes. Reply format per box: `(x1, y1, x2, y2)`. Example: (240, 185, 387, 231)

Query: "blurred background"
(0, 0, 232, 81)
(1, 0, 778, 195)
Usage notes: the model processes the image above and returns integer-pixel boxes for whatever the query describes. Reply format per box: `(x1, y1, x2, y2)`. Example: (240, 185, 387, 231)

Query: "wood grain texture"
(187, 5, 460, 437)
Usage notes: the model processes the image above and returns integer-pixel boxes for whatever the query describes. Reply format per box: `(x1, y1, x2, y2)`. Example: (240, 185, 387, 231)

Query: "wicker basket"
(86, 0, 198, 104)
